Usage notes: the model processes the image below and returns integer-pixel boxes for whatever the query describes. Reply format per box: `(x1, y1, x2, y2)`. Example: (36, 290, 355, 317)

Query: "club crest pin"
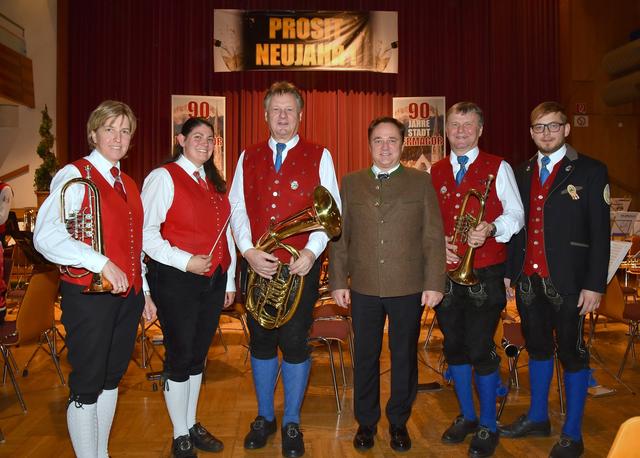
(290, 180, 299, 190)
(566, 184, 579, 200)
(565, 165, 573, 172)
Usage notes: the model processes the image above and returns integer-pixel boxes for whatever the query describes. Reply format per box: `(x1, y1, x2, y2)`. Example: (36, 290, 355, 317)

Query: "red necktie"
(110, 167, 127, 201)
(193, 171, 208, 191)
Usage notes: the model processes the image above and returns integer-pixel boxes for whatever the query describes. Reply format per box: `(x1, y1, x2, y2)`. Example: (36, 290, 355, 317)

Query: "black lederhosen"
(146, 260, 226, 382)
(435, 263, 506, 375)
(245, 259, 321, 363)
(61, 281, 144, 404)
(515, 273, 589, 372)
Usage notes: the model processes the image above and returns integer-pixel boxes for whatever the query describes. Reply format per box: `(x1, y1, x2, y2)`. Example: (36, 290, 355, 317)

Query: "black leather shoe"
(189, 422, 223, 452)
(442, 415, 479, 444)
(172, 434, 197, 458)
(243, 416, 277, 449)
(498, 414, 551, 438)
(468, 427, 499, 458)
(549, 435, 584, 458)
(281, 423, 305, 458)
(389, 424, 411, 452)
(353, 425, 376, 450)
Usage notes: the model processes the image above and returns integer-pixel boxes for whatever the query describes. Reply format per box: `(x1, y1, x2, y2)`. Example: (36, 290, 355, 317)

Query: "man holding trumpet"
(430, 102, 524, 457)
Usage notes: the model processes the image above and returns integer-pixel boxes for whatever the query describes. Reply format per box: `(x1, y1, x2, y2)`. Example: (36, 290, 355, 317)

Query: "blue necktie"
(455, 155, 468, 185)
(275, 143, 286, 173)
(540, 156, 551, 185)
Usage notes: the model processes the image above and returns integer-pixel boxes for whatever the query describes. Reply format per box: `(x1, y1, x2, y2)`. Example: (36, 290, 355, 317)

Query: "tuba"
(60, 165, 113, 293)
(448, 174, 495, 286)
(245, 186, 341, 329)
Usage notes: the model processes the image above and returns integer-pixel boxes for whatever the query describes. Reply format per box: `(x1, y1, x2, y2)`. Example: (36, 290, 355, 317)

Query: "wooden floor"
(1, 308, 638, 458)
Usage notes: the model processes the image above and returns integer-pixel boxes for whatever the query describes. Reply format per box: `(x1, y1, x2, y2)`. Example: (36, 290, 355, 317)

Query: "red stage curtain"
(61, 0, 559, 186)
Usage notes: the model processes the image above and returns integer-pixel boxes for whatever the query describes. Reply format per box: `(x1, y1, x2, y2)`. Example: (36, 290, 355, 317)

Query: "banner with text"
(393, 97, 446, 172)
(171, 95, 226, 178)
(213, 9, 398, 73)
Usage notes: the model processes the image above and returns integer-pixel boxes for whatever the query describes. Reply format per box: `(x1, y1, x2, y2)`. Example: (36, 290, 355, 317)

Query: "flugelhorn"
(60, 165, 113, 293)
(245, 186, 341, 329)
(448, 174, 495, 286)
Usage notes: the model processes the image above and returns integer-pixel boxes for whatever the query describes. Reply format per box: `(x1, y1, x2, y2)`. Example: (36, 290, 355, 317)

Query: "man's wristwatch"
(488, 223, 497, 238)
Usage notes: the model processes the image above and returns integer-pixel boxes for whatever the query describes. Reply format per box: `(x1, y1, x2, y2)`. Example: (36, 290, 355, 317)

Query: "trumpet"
(60, 165, 113, 293)
(448, 174, 495, 286)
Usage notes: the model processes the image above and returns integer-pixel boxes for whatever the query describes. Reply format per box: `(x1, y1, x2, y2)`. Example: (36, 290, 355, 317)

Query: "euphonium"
(245, 186, 341, 329)
(448, 174, 495, 286)
(60, 165, 113, 293)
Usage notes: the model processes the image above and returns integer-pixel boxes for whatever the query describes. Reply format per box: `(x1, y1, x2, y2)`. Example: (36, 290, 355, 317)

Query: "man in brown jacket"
(329, 116, 446, 452)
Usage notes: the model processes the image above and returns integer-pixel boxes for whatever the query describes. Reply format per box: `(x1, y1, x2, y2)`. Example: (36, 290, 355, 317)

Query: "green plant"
(33, 105, 59, 191)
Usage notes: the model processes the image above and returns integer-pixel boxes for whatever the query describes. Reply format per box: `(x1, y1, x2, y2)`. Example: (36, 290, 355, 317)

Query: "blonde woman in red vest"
(34, 100, 156, 458)
(229, 81, 341, 458)
(430, 102, 524, 458)
(0, 181, 13, 324)
(141, 117, 236, 458)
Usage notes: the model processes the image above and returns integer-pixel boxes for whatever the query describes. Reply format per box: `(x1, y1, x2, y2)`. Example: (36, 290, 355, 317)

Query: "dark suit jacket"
(506, 144, 610, 294)
(329, 166, 446, 297)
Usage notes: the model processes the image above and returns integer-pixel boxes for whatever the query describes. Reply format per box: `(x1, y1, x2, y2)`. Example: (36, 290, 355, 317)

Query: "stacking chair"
(216, 301, 250, 355)
(308, 298, 354, 413)
(0, 268, 64, 412)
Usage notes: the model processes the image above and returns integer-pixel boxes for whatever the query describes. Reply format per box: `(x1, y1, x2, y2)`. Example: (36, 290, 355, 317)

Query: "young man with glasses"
(501, 101, 610, 458)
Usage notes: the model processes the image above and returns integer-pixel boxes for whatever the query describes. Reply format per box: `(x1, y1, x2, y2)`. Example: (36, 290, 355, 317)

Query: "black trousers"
(146, 261, 226, 382)
(435, 264, 506, 375)
(60, 281, 144, 404)
(246, 259, 321, 363)
(515, 273, 589, 372)
(351, 291, 424, 427)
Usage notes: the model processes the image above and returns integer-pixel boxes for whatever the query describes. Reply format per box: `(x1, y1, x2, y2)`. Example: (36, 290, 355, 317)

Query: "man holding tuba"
(34, 100, 156, 457)
(430, 102, 524, 457)
(329, 117, 446, 453)
(229, 81, 340, 458)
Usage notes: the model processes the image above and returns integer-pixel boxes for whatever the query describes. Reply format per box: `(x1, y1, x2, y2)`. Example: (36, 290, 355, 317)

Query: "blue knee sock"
(282, 359, 311, 425)
(527, 358, 554, 422)
(448, 364, 477, 421)
(562, 368, 590, 441)
(251, 356, 279, 421)
(474, 370, 500, 432)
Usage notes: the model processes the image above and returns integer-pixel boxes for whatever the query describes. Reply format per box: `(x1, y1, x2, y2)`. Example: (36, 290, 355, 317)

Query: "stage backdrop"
(59, 0, 560, 187)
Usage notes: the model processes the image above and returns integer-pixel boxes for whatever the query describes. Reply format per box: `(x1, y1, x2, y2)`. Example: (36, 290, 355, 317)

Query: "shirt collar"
(371, 163, 401, 178)
(176, 154, 205, 178)
(269, 134, 300, 153)
(537, 145, 566, 171)
(88, 149, 120, 180)
(449, 146, 479, 168)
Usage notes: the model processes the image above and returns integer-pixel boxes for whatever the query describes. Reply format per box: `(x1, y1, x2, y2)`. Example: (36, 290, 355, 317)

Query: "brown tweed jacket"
(329, 166, 446, 297)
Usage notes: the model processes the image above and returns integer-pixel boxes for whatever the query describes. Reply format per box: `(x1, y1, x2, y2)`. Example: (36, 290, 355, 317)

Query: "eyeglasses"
(530, 122, 565, 134)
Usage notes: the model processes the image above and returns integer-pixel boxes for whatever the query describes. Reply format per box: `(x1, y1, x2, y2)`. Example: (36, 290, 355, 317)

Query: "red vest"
(431, 151, 506, 268)
(62, 159, 144, 294)
(160, 163, 231, 276)
(0, 182, 10, 234)
(523, 160, 561, 277)
(243, 139, 323, 262)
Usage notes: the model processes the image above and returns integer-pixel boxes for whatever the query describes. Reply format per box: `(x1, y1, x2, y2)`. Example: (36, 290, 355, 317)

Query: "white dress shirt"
(141, 155, 236, 292)
(537, 145, 566, 177)
(229, 134, 342, 259)
(33, 149, 149, 290)
(449, 147, 525, 243)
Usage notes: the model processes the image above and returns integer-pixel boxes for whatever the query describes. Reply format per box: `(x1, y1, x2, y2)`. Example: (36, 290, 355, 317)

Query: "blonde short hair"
(86, 100, 137, 148)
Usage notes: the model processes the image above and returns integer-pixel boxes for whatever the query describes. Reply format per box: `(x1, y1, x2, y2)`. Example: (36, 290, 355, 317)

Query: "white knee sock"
(96, 388, 118, 458)
(67, 401, 98, 458)
(164, 379, 189, 438)
(187, 373, 203, 429)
